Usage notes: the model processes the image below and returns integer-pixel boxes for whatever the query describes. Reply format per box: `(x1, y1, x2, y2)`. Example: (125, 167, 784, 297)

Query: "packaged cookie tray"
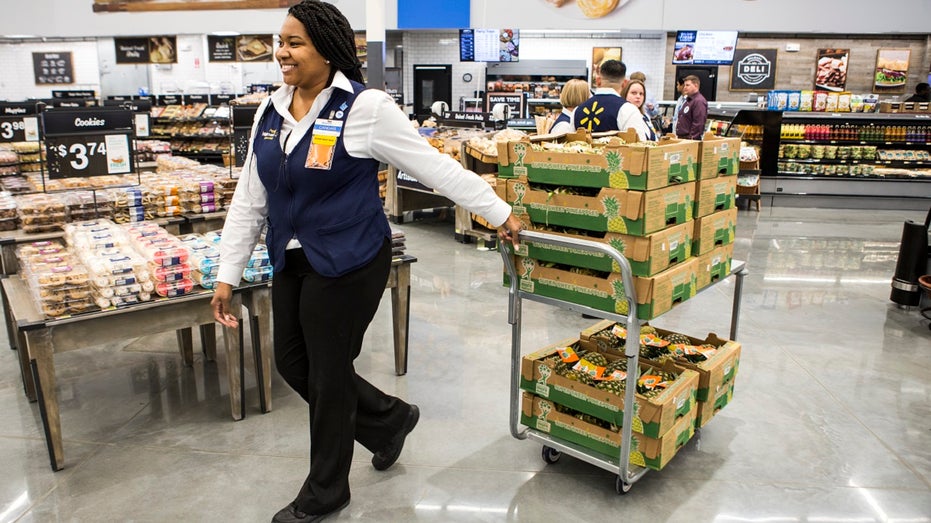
(16, 240, 67, 258)
(84, 254, 151, 281)
(21, 222, 66, 234)
(133, 242, 190, 267)
(149, 262, 192, 282)
(91, 290, 153, 309)
(192, 270, 217, 289)
(20, 212, 67, 226)
(112, 207, 156, 223)
(37, 295, 97, 318)
(23, 262, 90, 289)
(0, 165, 21, 176)
(0, 150, 19, 165)
(154, 278, 195, 298)
(92, 280, 155, 298)
(243, 265, 273, 283)
(0, 218, 19, 231)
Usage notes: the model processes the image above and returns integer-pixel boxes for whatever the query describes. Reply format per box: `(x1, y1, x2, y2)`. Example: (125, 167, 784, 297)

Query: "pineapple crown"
(611, 279, 626, 300)
(606, 150, 622, 173)
(601, 195, 619, 216)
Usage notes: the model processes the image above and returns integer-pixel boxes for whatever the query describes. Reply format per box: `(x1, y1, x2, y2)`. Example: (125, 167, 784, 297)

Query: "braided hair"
(288, 0, 364, 84)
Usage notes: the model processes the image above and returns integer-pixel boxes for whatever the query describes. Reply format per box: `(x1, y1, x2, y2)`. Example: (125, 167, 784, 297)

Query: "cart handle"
(499, 229, 640, 357)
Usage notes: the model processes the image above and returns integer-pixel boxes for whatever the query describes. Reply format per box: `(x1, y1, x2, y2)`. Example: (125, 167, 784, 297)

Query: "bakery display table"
(1, 276, 268, 471)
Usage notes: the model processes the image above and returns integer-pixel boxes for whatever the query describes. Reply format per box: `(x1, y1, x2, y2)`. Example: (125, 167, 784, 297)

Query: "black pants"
(272, 239, 408, 513)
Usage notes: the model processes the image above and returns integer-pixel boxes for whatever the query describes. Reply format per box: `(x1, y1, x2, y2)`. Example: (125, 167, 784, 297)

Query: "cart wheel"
(616, 476, 632, 495)
(541, 446, 561, 464)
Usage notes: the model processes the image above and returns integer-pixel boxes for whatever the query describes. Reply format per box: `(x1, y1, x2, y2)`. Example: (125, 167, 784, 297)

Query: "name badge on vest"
(306, 118, 343, 170)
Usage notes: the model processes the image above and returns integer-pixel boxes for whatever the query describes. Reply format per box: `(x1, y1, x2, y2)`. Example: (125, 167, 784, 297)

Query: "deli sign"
(730, 49, 777, 91)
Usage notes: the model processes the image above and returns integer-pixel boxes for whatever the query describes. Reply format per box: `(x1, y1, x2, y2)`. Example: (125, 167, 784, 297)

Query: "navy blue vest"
(252, 82, 390, 277)
(548, 111, 571, 133)
(573, 94, 626, 132)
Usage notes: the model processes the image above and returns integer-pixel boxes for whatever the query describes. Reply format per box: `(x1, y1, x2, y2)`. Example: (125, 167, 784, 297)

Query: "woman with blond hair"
(548, 78, 591, 134)
(621, 79, 658, 140)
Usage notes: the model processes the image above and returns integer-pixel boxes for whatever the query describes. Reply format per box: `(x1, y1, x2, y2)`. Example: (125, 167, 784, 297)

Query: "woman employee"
(210, 2, 522, 522)
(548, 78, 591, 135)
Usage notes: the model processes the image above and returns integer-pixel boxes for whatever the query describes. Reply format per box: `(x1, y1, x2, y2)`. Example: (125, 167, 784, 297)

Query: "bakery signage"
(114, 38, 150, 64)
(440, 111, 492, 128)
(41, 108, 135, 179)
(0, 103, 40, 143)
(208, 35, 237, 62)
(730, 49, 777, 91)
(33, 52, 74, 85)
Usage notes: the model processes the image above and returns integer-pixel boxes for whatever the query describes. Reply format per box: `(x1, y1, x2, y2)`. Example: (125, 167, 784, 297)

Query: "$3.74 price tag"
(45, 134, 132, 179)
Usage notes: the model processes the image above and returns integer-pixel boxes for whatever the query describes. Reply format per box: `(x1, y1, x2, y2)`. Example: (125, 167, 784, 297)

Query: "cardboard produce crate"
(696, 243, 734, 291)
(497, 130, 699, 191)
(694, 176, 737, 219)
(507, 177, 694, 237)
(698, 133, 741, 179)
(578, 321, 741, 428)
(513, 219, 693, 278)
(521, 392, 696, 471)
(693, 207, 737, 255)
(519, 338, 698, 438)
(505, 256, 698, 320)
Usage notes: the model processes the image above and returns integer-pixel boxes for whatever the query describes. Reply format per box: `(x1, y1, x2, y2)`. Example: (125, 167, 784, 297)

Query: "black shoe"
(372, 404, 420, 471)
(271, 499, 349, 523)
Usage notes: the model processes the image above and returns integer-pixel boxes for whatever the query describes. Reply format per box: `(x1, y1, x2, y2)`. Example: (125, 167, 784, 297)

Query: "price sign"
(0, 103, 40, 142)
(42, 107, 135, 179)
(45, 134, 133, 179)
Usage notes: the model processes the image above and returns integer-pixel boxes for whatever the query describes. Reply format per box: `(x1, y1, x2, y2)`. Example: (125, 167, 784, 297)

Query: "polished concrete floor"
(1, 205, 930, 522)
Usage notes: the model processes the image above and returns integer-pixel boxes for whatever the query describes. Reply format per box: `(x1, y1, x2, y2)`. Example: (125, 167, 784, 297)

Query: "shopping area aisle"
(0, 206, 929, 522)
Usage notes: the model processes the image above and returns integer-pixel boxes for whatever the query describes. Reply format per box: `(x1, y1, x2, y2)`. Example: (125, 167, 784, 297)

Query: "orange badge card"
(305, 119, 342, 170)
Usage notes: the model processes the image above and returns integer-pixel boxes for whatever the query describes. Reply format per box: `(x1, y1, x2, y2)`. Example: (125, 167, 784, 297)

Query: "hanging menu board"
(33, 52, 74, 85)
(207, 35, 238, 62)
(0, 103, 40, 143)
(672, 31, 738, 65)
(114, 37, 150, 64)
(42, 108, 135, 179)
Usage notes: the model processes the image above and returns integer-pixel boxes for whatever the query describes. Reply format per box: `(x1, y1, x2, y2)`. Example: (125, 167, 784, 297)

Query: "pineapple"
(608, 237, 626, 272)
(583, 352, 608, 368)
(611, 279, 630, 315)
(605, 151, 629, 189)
(662, 332, 691, 346)
(601, 195, 627, 233)
(640, 325, 657, 336)
(596, 379, 625, 396)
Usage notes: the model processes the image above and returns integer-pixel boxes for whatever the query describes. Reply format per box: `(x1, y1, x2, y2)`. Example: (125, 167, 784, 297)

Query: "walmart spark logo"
(578, 101, 604, 130)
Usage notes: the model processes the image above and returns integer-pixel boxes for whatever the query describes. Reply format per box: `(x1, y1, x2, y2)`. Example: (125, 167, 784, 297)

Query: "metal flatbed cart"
(500, 230, 747, 494)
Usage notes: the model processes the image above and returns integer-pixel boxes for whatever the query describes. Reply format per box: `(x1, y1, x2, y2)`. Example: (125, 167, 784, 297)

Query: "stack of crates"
(498, 128, 739, 320)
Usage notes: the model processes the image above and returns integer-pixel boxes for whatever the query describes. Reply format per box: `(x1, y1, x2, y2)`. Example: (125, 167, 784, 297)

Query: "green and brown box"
(698, 133, 741, 179)
(694, 176, 737, 219)
(579, 320, 739, 429)
(505, 256, 698, 320)
(512, 219, 693, 278)
(692, 207, 737, 255)
(696, 243, 734, 291)
(697, 379, 735, 428)
(521, 392, 696, 471)
(579, 321, 740, 407)
(497, 130, 699, 191)
(519, 338, 698, 438)
(506, 177, 694, 237)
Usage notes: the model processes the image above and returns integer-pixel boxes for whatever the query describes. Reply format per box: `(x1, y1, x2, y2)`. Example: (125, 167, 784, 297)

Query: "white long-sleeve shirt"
(217, 71, 512, 285)
(549, 107, 575, 135)
(591, 87, 651, 140)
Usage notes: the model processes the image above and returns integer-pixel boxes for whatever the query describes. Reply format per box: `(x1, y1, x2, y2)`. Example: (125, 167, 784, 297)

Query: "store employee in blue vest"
(573, 59, 651, 140)
(211, 2, 523, 522)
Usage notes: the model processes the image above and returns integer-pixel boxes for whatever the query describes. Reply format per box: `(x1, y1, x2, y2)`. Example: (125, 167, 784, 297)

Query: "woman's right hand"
(211, 282, 239, 328)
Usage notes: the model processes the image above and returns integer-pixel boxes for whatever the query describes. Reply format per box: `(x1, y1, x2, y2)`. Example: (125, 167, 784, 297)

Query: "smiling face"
(625, 82, 645, 109)
(276, 14, 332, 90)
